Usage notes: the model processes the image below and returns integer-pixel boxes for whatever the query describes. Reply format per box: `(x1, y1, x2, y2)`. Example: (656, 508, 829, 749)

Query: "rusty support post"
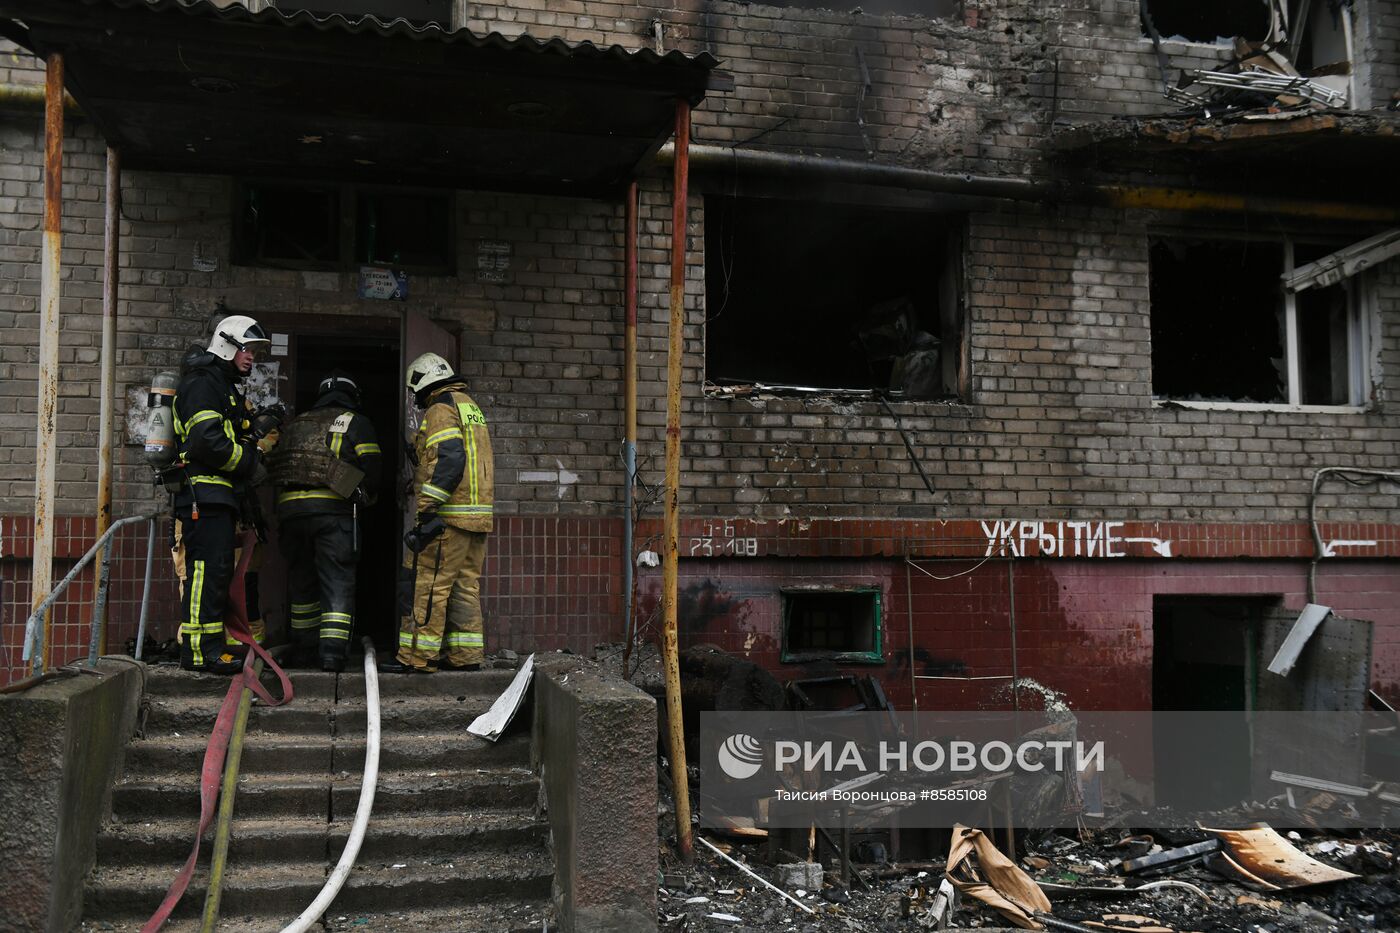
(622, 180, 639, 673)
(661, 99, 694, 862)
(32, 53, 64, 672)
(95, 145, 120, 655)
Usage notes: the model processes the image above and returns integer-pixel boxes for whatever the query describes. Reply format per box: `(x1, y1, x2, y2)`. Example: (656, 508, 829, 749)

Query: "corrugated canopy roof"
(0, 0, 721, 193)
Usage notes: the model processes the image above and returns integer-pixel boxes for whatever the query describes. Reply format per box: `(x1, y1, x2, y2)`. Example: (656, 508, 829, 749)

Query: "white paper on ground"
(468, 654, 536, 742)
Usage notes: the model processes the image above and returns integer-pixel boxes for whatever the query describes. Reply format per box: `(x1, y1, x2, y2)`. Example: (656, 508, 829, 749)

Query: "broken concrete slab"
(775, 862, 824, 890)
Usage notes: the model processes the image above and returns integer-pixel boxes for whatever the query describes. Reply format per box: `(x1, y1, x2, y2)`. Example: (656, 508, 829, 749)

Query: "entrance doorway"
(289, 331, 403, 652)
(256, 314, 402, 654)
(1152, 596, 1268, 811)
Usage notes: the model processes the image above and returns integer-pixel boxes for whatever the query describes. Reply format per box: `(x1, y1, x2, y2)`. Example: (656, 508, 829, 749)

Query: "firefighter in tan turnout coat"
(381, 352, 494, 674)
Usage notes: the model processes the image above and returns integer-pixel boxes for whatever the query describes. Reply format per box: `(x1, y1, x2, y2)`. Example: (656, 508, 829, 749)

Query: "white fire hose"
(279, 637, 382, 933)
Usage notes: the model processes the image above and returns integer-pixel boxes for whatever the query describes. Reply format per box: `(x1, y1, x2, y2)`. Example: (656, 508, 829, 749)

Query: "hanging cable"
(1307, 466, 1400, 603)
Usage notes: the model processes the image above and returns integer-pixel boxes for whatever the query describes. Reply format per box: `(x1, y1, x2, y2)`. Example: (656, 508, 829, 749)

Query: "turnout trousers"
(397, 526, 487, 670)
(173, 505, 236, 670)
(279, 513, 357, 663)
(173, 510, 266, 666)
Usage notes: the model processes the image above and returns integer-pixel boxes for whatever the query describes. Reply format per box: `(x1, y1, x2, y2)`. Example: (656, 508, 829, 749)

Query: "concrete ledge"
(0, 658, 145, 933)
(532, 656, 657, 933)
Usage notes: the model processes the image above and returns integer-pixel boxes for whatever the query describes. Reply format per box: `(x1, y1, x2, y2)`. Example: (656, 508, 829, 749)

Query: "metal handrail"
(23, 511, 162, 674)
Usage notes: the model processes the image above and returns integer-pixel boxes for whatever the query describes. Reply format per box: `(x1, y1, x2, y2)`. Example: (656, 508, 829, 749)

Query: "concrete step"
(84, 850, 553, 919)
(81, 900, 554, 932)
(112, 769, 538, 821)
(124, 728, 530, 775)
(330, 768, 538, 818)
(98, 810, 549, 865)
(143, 665, 335, 700)
(334, 693, 497, 733)
(341, 666, 524, 698)
(144, 664, 523, 701)
(141, 692, 499, 737)
(143, 696, 334, 736)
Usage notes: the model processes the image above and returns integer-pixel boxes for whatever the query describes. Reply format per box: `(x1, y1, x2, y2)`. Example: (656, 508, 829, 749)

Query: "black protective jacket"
(172, 347, 260, 511)
(273, 389, 382, 520)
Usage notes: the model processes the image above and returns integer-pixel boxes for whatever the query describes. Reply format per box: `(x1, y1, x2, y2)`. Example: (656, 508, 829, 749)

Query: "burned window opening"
(705, 195, 964, 400)
(1150, 239, 1286, 404)
(235, 182, 454, 273)
(235, 183, 340, 266)
(781, 588, 883, 663)
(1140, 0, 1271, 43)
(355, 191, 453, 269)
(1149, 236, 1368, 407)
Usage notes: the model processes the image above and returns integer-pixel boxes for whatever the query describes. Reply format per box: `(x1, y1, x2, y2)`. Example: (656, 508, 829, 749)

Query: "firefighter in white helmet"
(381, 352, 494, 673)
(170, 315, 281, 674)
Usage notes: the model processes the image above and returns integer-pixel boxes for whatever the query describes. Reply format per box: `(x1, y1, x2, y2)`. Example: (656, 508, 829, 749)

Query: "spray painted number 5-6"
(690, 521, 760, 557)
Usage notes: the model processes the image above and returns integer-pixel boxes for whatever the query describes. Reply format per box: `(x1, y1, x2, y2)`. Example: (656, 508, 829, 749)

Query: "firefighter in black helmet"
(170, 315, 280, 674)
(268, 370, 382, 672)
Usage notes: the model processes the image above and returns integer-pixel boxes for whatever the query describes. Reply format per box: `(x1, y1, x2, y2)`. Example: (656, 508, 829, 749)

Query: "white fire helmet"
(405, 352, 455, 396)
(208, 315, 271, 362)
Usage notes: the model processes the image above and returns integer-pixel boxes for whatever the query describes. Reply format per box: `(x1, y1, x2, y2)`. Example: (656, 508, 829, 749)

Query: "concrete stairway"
(81, 665, 553, 932)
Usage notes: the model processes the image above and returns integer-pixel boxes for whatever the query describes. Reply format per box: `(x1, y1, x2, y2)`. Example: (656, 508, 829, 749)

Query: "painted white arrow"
(1123, 536, 1173, 558)
(1321, 539, 1377, 558)
(518, 460, 580, 500)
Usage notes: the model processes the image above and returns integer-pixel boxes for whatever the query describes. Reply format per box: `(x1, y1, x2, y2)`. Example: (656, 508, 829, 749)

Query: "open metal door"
(400, 309, 460, 536)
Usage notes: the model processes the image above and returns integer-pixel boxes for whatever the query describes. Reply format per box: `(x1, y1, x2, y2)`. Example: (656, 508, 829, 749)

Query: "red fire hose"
(141, 531, 294, 932)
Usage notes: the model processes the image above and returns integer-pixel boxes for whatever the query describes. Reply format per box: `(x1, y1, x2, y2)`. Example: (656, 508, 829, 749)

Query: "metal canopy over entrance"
(0, 0, 718, 194)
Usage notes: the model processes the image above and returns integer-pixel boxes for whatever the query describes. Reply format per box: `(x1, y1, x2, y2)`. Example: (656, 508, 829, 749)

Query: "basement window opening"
(782, 587, 883, 664)
(705, 195, 965, 401)
(1149, 236, 1370, 408)
(235, 182, 454, 273)
(1140, 0, 1270, 43)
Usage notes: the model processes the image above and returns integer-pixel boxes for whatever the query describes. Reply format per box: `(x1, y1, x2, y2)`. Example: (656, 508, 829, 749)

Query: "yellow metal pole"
(662, 100, 694, 862)
(622, 180, 639, 674)
(95, 145, 120, 655)
(32, 53, 64, 672)
(200, 658, 264, 931)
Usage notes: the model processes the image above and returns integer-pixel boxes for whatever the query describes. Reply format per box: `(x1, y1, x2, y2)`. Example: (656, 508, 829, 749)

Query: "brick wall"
(638, 554, 1400, 710)
(1, 3, 1397, 690)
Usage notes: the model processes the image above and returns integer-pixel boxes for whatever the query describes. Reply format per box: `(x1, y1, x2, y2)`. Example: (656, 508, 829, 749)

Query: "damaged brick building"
(1, 0, 1399, 725)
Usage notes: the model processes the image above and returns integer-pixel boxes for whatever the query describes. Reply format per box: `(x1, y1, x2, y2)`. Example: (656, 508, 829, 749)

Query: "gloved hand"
(404, 514, 445, 554)
(251, 403, 286, 439)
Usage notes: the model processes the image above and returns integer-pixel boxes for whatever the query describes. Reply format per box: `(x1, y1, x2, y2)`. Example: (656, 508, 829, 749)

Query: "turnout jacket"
(172, 348, 260, 511)
(273, 391, 383, 520)
(414, 381, 493, 533)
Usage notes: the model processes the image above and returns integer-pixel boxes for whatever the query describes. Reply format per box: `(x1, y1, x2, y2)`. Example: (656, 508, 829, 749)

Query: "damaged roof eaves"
(80, 0, 719, 69)
(1052, 109, 1400, 152)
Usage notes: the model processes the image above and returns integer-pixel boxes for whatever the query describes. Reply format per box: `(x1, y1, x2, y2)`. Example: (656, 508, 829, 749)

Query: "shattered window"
(235, 182, 453, 273)
(235, 183, 341, 266)
(782, 588, 882, 663)
(355, 191, 453, 269)
(1150, 236, 1368, 407)
(705, 196, 964, 399)
(1140, 0, 1270, 43)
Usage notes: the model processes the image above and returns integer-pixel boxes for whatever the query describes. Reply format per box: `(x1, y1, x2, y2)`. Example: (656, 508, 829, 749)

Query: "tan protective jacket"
(414, 382, 494, 533)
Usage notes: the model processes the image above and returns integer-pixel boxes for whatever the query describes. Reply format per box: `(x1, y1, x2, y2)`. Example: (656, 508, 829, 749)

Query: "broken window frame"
(1149, 233, 1375, 413)
(232, 179, 456, 275)
(700, 192, 970, 402)
(780, 585, 884, 665)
